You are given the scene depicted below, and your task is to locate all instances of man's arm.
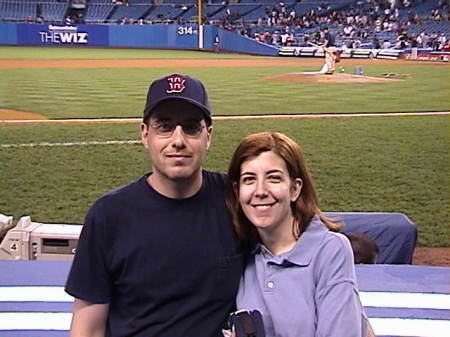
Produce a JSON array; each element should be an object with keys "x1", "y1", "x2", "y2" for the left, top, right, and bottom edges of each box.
[
  {"x1": 69, "y1": 298, "x2": 109, "y2": 337},
  {"x1": 307, "y1": 40, "x2": 331, "y2": 53}
]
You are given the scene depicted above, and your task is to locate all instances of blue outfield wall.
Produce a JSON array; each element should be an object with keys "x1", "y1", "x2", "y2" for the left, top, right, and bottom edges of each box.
[
  {"x1": 214, "y1": 27, "x2": 278, "y2": 56},
  {"x1": 108, "y1": 25, "x2": 198, "y2": 49},
  {"x1": 0, "y1": 23, "x2": 278, "y2": 56},
  {"x1": 0, "y1": 23, "x2": 17, "y2": 45}
]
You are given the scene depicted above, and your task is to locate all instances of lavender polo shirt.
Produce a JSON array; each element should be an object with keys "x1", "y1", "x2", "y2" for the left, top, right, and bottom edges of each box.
[{"x1": 236, "y1": 218, "x2": 368, "y2": 337}]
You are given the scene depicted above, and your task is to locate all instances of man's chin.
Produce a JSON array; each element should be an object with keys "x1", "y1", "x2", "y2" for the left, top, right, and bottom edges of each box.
[{"x1": 167, "y1": 168, "x2": 199, "y2": 182}]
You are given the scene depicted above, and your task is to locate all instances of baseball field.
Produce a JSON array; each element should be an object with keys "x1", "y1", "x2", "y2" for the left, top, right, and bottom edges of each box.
[{"x1": 0, "y1": 46, "x2": 449, "y2": 263}]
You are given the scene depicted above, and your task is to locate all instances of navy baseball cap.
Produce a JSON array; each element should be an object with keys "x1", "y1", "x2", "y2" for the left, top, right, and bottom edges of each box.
[{"x1": 143, "y1": 74, "x2": 212, "y2": 124}]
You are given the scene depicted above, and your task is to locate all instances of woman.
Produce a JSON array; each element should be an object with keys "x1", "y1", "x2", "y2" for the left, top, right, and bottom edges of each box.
[{"x1": 226, "y1": 132, "x2": 374, "y2": 337}]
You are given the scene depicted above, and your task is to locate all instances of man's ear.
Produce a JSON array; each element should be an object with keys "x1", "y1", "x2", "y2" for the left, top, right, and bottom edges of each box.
[
  {"x1": 206, "y1": 126, "x2": 213, "y2": 150},
  {"x1": 140, "y1": 122, "x2": 149, "y2": 149},
  {"x1": 291, "y1": 178, "x2": 303, "y2": 202}
]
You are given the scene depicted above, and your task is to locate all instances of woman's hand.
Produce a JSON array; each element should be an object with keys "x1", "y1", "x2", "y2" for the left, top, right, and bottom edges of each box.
[{"x1": 221, "y1": 328, "x2": 235, "y2": 337}]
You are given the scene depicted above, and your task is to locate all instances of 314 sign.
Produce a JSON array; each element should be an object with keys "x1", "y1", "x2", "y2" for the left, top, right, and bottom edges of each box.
[{"x1": 177, "y1": 26, "x2": 198, "y2": 35}]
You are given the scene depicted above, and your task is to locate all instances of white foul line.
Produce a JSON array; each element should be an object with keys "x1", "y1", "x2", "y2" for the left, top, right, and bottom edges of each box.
[
  {"x1": 1, "y1": 112, "x2": 448, "y2": 148},
  {"x1": 214, "y1": 111, "x2": 450, "y2": 119}
]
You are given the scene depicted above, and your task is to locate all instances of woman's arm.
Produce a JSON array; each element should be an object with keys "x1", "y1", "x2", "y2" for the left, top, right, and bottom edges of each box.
[
  {"x1": 69, "y1": 298, "x2": 109, "y2": 337},
  {"x1": 314, "y1": 234, "x2": 366, "y2": 337}
]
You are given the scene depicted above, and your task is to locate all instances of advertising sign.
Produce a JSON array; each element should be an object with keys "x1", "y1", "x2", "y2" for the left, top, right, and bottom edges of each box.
[{"x1": 17, "y1": 24, "x2": 108, "y2": 46}]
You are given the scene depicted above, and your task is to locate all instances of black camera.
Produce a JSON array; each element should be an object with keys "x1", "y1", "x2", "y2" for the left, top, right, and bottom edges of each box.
[{"x1": 228, "y1": 310, "x2": 266, "y2": 337}]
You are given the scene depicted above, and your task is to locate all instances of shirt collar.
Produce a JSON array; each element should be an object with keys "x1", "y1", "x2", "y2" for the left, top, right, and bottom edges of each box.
[
  {"x1": 285, "y1": 217, "x2": 328, "y2": 266},
  {"x1": 253, "y1": 217, "x2": 329, "y2": 267}
]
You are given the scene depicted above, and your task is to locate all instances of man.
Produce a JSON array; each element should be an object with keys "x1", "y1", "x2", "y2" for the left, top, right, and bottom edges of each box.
[
  {"x1": 65, "y1": 74, "x2": 244, "y2": 337},
  {"x1": 322, "y1": 27, "x2": 340, "y2": 74},
  {"x1": 344, "y1": 232, "x2": 379, "y2": 264},
  {"x1": 322, "y1": 26, "x2": 335, "y2": 49}
]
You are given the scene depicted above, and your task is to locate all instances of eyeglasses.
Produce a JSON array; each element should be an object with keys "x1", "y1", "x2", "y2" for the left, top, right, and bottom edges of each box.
[{"x1": 149, "y1": 120, "x2": 206, "y2": 138}]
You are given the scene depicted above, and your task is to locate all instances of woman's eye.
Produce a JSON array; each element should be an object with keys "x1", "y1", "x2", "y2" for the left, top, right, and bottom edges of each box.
[
  {"x1": 268, "y1": 175, "x2": 282, "y2": 182},
  {"x1": 241, "y1": 176, "x2": 255, "y2": 184}
]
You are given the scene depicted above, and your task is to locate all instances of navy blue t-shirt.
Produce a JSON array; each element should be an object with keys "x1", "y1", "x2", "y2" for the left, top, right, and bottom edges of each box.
[{"x1": 65, "y1": 171, "x2": 244, "y2": 337}]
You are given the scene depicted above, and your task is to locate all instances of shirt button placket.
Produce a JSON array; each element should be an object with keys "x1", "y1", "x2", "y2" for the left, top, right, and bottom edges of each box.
[{"x1": 266, "y1": 262, "x2": 275, "y2": 291}]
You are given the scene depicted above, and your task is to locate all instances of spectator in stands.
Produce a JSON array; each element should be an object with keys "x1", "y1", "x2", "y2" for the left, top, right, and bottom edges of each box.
[
  {"x1": 344, "y1": 232, "x2": 379, "y2": 264},
  {"x1": 396, "y1": 30, "x2": 408, "y2": 49},
  {"x1": 352, "y1": 38, "x2": 362, "y2": 49},
  {"x1": 410, "y1": 35, "x2": 418, "y2": 58},
  {"x1": 420, "y1": 31, "x2": 429, "y2": 48},
  {"x1": 415, "y1": 32, "x2": 423, "y2": 48},
  {"x1": 228, "y1": 0, "x2": 445, "y2": 50},
  {"x1": 438, "y1": 0, "x2": 447, "y2": 8},
  {"x1": 281, "y1": 30, "x2": 289, "y2": 46},
  {"x1": 343, "y1": 25, "x2": 354, "y2": 38},
  {"x1": 65, "y1": 74, "x2": 243, "y2": 337},
  {"x1": 430, "y1": 31, "x2": 439, "y2": 50},
  {"x1": 437, "y1": 33, "x2": 447, "y2": 51},
  {"x1": 372, "y1": 37, "x2": 381, "y2": 49},
  {"x1": 225, "y1": 132, "x2": 375, "y2": 337},
  {"x1": 443, "y1": 41, "x2": 450, "y2": 52}
]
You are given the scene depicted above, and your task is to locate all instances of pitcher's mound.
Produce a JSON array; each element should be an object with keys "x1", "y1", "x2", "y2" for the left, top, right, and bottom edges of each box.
[
  {"x1": 265, "y1": 73, "x2": 403, "y2": 84},
  {"x1": 0, "y1": 109, "x2": 48, "y2": 120}
]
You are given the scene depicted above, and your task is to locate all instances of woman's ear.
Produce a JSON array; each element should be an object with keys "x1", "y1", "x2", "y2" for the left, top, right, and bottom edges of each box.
[
  {"x1": 232, "y1": 181, "x2": 239, "y2": 195},
  {"x1": 291, "y1": 178, "x2": 303, "y2": 202}
]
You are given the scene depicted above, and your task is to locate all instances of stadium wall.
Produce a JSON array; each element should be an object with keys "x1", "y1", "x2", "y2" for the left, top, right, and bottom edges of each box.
[{"x1": 0, "y1": 23, "x2": 278, "y2": 56}]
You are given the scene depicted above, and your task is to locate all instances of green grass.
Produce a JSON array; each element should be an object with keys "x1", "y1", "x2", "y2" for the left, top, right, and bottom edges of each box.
[
  {"x1": 0, "y1": 46, "x2": 264, "y2": 59},
  {"x1": 0, "y1": 47, "x2": 449, "y2": 247},
  {"x1": 1, "y1": 64, "x2": 449, "y2": 118},
  {"x1": 1, "y1": 117, "x2": 448, "y2": 247}
]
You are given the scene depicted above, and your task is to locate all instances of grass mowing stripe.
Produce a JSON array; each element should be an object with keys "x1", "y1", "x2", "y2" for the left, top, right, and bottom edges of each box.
[
  {"x1": 0, "y1": 140, "x2": 141, "y2": 148},
  {"x1": 1, "y1": 65, "x2": 448, "y2": 119},
  {"x1": 0, "y1": 46, "x2": 262, "y2": 60}
]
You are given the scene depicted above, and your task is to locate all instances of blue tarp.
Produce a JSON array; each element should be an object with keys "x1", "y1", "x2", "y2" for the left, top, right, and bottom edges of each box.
[{"x1": 326, "y1": 212, "x2": 417, "y2": 264}]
